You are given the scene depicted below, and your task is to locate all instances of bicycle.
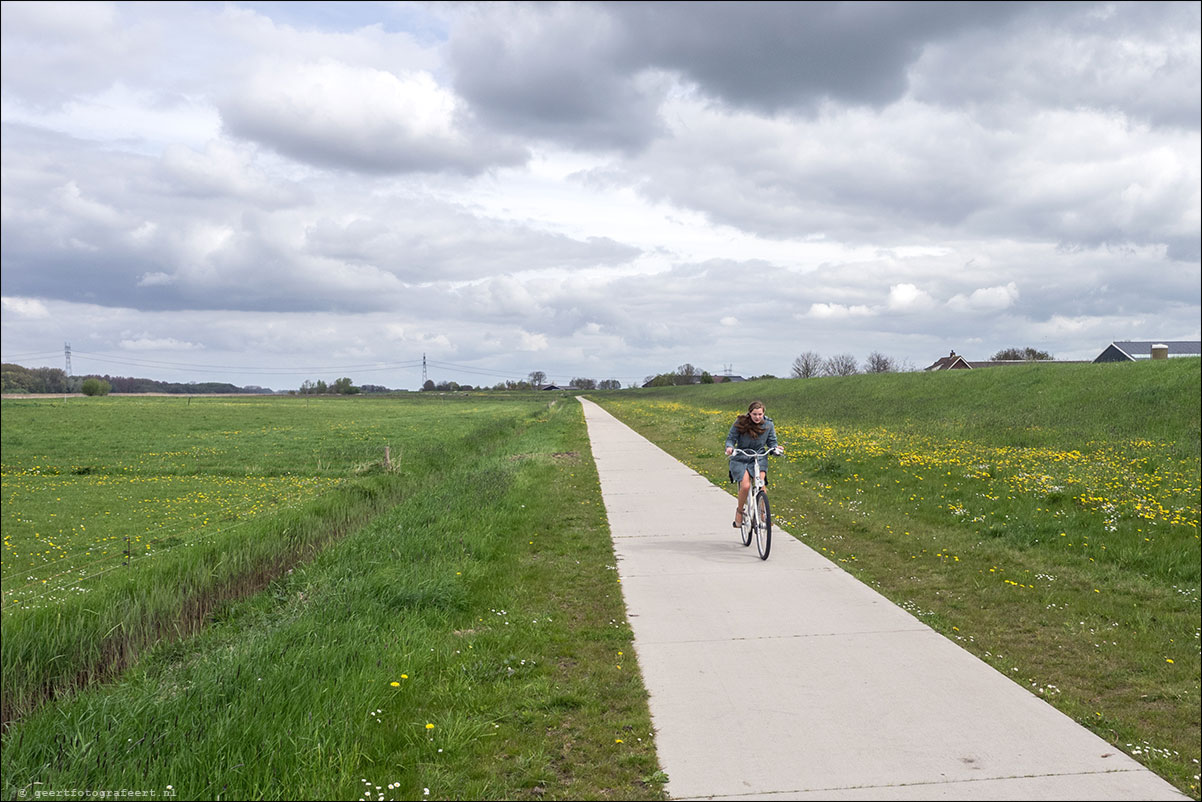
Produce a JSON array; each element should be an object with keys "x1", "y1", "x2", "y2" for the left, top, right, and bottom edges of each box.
[{"x1": 729, "y1": 447, "x2": 780, "y2": 560}]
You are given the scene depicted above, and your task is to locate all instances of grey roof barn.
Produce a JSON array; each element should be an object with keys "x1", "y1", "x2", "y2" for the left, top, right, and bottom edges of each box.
[{"x1": 1094, "y1": 341, "x2": 1202, "y2": 362}]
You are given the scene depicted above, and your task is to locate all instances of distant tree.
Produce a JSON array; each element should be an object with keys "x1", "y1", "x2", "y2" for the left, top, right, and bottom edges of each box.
[
  {"x1": 422, "y1": 379, "x2": 436, "y2": 391},
  {"x1": 791, "y1": 351, "x2": 823, "y2": 378},
  {"x1": 991, "y1": 347, "x2": 1053, "y2": 361},
  {"x1": 863, "y1": 352, "x2": 897, "y2": 373},
  {"x1": 33, "y1": 366, "x2": 72, "y2": 393},
  {"x1": 569, "y1": 377, "x2": 597, "y2": 389},
  {"x1": 700, "y1": 371, "x2": 714, "y2": 384},
  {"x1": 332, "y1": 377, "x2": 358, "y2": 394},
  {"x1": 645, "y1": 373, "x2": 675, "y2": 387},
  {"x1": 675, "y1": 363, "x2": 698, "y2": 385},
  {"x1": 2, "y1": 364, "x2": 74, "y2": 393},
  {"x1": 598, "y1": 379, "x2": 621, "y2": 390},
  {"x1": 1, "y1": 363, "x2": 36, "y2": 393},
  {"x1": 823, "y1": 354, "x2": 859, "y2": 377},
  {"x1": 528, "y1": 370, "x2": 547, "y2": 387},
  {"x1": 80, "y1": 377, "x2": 111, "y2": 396}
]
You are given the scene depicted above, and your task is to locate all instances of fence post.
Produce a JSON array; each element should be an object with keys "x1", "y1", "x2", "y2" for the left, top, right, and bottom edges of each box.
[{"x1": 384, "y1": 446, "x2": 392, "y2": 470}]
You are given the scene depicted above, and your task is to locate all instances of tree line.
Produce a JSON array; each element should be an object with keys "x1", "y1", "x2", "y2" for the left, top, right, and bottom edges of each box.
[
  {"x1": 417, "y1": 372, "x2": 623, "y2": 392},
  {"x1": 789, "y1": 351, "x2": 907, "y2": 378},
  {"x1": 1, "y1": 364, "x2": 265, "y2": 395}
]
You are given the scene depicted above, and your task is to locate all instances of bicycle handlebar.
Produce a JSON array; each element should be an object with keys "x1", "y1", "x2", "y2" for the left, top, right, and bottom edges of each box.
[{"x1": 728, "y1": 447, "x2": 783, "y2": 457}]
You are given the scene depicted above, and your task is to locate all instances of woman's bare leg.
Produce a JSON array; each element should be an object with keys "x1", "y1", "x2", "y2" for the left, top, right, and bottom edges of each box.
[{"x1": 736, "y1": 473, "x2": 751, "y2": 522}]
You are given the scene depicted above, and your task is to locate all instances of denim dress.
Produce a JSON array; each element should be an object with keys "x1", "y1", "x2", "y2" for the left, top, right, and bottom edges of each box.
[{"x1": 725, "y1": 417, "x2": 778, "y2": 484}]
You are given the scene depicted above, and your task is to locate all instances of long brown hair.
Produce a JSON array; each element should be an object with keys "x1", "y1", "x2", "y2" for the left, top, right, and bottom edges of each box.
[{"x1": 734, "y1": 401, "x2": 765, "y2": 438}]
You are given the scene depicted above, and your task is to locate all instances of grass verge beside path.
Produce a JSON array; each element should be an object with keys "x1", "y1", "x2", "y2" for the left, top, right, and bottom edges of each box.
[
  {"x1": 590, "y1": 359, "x2": 1200, "y2": 800},
  {"x1": 2, "y1": 396, "x2": 666, "y2": 800}
]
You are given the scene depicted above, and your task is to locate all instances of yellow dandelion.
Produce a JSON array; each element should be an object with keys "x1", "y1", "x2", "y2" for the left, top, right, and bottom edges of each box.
[
  {"x1": 426, "y1": 723, "x2": 435, "y2": 730},
  {"x1": 390, "y1": 681, "x2": 400, "y2": 687}
]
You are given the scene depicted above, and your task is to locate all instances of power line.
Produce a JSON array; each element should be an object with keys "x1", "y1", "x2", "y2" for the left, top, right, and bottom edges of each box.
[{"x1": 0, "y1": 350, "x2": 64, "y2": 362}]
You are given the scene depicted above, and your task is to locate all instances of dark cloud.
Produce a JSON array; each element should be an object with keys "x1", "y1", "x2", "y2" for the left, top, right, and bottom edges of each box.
[
  {"x1": 447, "y1": 1, "x2": 1036, "y2": 152},
  {"x1": 447, "y1": 2, "x2": 1194, "y2": 159},
  {"x1": 611, "y1": 1, "x2": 1030, "y2": 112},
  {"x1": 447, "y1": 2, "x2": 666, "y2": 152}
]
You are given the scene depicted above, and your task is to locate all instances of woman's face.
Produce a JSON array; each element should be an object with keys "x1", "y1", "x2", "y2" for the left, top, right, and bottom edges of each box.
[{"x1": 750, "y1": 407, "x2": 765, "y2": 423}]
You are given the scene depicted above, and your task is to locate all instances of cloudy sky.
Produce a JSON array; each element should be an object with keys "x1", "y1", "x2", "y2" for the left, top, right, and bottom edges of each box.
[{"x1": 2, "y1": 1, "x2": 1199, "y2": 390}]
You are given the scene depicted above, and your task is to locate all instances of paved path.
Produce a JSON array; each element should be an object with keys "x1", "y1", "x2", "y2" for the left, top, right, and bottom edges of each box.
[{"x1": 579, "y1": 398, "x2": 1187, "y2": 801}]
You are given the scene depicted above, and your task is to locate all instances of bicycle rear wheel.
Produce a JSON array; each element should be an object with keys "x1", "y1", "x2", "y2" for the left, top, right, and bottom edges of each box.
[
  {"x1": 740, "y1": 496, "x2": 753, "y2": 546},
  {"x1": 755, "y1": 490, "x2": 771, "y2": 560}
]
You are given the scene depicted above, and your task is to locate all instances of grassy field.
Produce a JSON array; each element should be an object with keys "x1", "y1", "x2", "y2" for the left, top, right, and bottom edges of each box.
[
  {"x1": 590, "y1": 358, "x2": 1200, "y2": 799},
  {"x1": 1, "y1": 394, "x2": 666, "y2": 800}
]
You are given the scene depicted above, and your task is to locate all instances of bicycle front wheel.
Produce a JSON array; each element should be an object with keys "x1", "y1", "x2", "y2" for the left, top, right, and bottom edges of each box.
[
  {"x1": 755, "y1": 490, "x2": 771, "y2": 560},
  {"x1": 740, "y1": 496, "x2": 753, "y2": 546}
]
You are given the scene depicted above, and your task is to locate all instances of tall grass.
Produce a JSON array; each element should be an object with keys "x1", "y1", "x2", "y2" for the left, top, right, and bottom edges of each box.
[
  {"x1": 2, "y1": 395, "x2": 664, "y2": 799},
  {"x1": 591, "y1": 358, "x2": 1201, "y2": 799},
  {"x1": 1, "y1": 396, "x2": 427, "y2": 724}
]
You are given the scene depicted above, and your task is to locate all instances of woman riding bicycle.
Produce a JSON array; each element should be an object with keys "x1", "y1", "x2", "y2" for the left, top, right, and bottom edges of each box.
[{"x1": 725, "y1": 401, "x2": 784, "y2": 528}]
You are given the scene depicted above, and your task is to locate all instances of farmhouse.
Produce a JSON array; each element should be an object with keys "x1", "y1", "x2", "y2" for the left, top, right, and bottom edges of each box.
[
  {"x1": 1093, "y1": 341, "x2": 1202, "y2": 362},
  {"x1": 922, "y1": 351, "x2": 1055, "y2": 370}
]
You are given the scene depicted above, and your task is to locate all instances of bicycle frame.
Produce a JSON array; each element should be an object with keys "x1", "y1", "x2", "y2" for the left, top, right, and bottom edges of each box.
[{"x1": 730, "y1": 447, "x2": 775, "y2": 559}]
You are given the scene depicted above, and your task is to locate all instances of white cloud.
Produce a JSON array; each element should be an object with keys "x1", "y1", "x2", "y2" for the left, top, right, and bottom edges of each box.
[
  {"x1": 1, "y1": 297, "x2": 50, "y2": 319},
  {"x1": 518, "y1": 330, "x2": 549, "y2": 351},
  {"x1": 220, "y1": 59, "x2": 524, "y2": 173},
  {"x1": 887, "y1": 283, "x2": 936, "y2": 311},
  {"x1": 947, "y1": 282, "x2": 1019, "y2": 312},
  {"x1": 807, "y1": 303, "x2": 875, "y2": 319},
  {"x1": 158, "y1": 141, "x2": 305, "y2": 206}
]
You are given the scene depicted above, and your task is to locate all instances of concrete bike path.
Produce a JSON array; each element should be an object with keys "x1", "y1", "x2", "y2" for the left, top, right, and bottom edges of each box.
[{"x1": 578, "y1": 398, "x2": 1187, "y2": 801}]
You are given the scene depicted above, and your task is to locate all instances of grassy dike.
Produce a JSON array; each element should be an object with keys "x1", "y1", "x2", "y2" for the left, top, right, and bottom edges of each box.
[
  {"x1": 590, "y1": 358, "x2": 1200, "y2": 799},
  {"x1": 1, "y1": 397, "x2": 666, "y2": 800}
]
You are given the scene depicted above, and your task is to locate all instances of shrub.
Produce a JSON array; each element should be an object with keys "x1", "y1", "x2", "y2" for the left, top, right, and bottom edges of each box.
[{"x1": 80, "y1": 378, "x2": 111, "y2": 396}]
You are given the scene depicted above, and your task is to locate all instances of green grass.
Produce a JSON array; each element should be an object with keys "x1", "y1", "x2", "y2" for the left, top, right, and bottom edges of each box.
[
  {"x1": 590, "y1": 358, "x2": 1201, "y2": 799},
  {"x1": 2, "y1": 394, "x2": 665, "y2": 800}
]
